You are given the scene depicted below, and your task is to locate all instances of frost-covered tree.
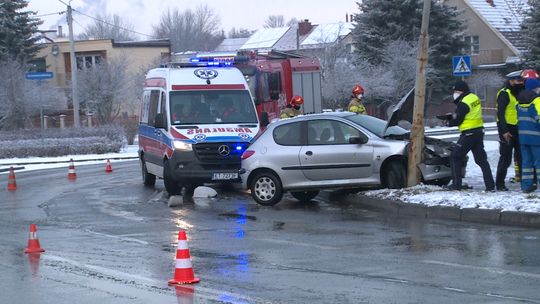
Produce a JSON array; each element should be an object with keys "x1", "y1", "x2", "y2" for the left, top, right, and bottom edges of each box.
[
  {"x1": 522, "y1": 0, "x2": 540, "y2": 69},
  {"x1": 352, "y1": 0, "x2": 466, "y2": 95},
  {"x1": 78, "y1": 14, "x2": 136, "y2": 41},
  {"x1": 153, "y1": 5, "x2": 223, "y2": 52},
  {"x1": 228, "y1": 27, "x2": 254, "y2": 38},
  {"x1": 0, "y1": 0, "x2": 43, "y2": 62},
  {"x1": 0, "y1": 60, "x2": 64, "y2": 130},
  {"x1": 77, "y1": 56, "x2": 132, "y2": 124}
]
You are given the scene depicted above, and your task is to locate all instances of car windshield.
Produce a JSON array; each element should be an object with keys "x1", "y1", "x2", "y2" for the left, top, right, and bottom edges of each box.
[
  {"x1": 170, "y1": 90, "x2": 258, "y2": 125},
  {"x1": 344, "y1": 114, "x2": 408, "y2": 138}
]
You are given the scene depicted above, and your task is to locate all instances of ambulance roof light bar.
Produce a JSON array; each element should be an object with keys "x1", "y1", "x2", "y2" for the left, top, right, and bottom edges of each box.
[{"x1": 166, "y1": 52, "x2": 249, "y2": 68}]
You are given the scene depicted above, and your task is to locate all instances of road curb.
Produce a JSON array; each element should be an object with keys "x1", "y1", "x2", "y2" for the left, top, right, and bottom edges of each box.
[{"x1": 344, "y1": 194, "x2": 540, "y2": 228}]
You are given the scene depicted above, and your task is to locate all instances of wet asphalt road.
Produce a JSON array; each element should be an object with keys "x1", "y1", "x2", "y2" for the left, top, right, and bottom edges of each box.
[{"x1": 1, "y1": 161, "x2": 540, "y2": 304}]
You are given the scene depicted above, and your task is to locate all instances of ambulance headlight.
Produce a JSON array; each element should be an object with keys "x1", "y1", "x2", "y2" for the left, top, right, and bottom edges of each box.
[{"x1": 174, "y1": 141, "x2": 192, "y2": 151}]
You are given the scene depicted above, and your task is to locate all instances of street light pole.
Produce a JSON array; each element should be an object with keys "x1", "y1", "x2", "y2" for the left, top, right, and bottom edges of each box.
[
  {"x1": 67, "y1": 5, "x2": 80, "y2": 127},
  {"x1": 407, "y1": 0, "x2": 431, "y2": 187}
]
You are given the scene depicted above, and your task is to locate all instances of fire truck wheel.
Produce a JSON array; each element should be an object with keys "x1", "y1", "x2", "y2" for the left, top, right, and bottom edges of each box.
[
  {"x1": 163, "y1": 159, "x2": 182, "y2": 195},
  {"x1": 140, "y1": 157, "x2": 156, "y2": 187},
  {"x1": 250, "y1": 171, "x2": 283, "y2": 206}
]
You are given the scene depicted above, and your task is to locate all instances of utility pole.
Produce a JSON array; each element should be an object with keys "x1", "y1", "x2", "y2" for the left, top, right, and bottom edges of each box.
[
  {"x1": 67, "y1": 5, "x2": 80, "y2": 127},
  {"x1": 406, "y1": 0, "x2": 431, "y2": 187}
]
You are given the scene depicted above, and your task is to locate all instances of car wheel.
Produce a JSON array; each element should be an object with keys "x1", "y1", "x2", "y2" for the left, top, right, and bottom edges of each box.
[
  {"x1": 163, "y1": 159, "x2": 182, "y2": 195},
  {"x1": 140, "y1": 157, "x2": 156, "y2": 187},
  {"x1": 250, "y1": 171, "x2": 283, "y2": 206},
  {"x1": 384, "y1": 160, "x2": 406, "y2": 189},
  {"x1": 290, "y1": 190, "x2": 319, "y2": 202}
]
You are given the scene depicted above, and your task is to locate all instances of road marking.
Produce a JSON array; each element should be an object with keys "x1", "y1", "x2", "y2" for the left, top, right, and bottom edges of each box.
[
  {"x1": 257, "y1": 237, "x2": 338, "y2": 250},
  {"x1": 85, "y1": 230, "x2": 150, "y2": 245},
  {"x1": 422, "y1": 259, "x2": 540, "y2": 279}
]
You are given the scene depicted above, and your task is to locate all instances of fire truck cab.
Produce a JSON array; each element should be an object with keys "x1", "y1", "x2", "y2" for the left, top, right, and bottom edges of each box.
[
  {"x1": 138, "y1": 55, "x2": 260, "y2": 195},
  {"x1": 237, "y1": 50, "x2": 323, "y2": 121}
]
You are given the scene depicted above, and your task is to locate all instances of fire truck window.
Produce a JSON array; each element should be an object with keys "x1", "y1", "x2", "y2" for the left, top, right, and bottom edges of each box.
[
  {"x1": 268, "y1": 73, "x2": 281, "y2": 100},
  {"x1": 148, "y1": 90, "x2": 160, "y2": 126},
  {"x1": 261, "y1": 73, "x2": 269, "y2": 101}
]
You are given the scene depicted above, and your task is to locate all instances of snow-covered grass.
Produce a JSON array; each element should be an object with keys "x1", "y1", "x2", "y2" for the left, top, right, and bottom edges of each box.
[{"x1": 364, "y1": 140, "x2": 540, "y2": 213}]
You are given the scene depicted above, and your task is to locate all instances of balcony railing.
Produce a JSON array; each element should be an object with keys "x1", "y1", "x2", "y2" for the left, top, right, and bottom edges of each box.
[{"x1": 471, "y1": 49, "x2": 504, "y2": 66}]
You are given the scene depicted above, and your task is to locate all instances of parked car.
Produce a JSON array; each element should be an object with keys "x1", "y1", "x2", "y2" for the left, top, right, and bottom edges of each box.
[{"x1": 240, "y1": 112, "x2": 464, "y2": 206}]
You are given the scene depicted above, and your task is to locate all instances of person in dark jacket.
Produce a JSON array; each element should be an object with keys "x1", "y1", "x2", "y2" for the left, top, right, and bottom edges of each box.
[
  {"x1": 446, "y1": 80, "x2": 495, "y2": 191},
  {"x1": 495, "y1": 71, "x2": 524, "y2": 190},
  {"x1": 516, "y1": 78, "x2": 540, "y2": 193}
]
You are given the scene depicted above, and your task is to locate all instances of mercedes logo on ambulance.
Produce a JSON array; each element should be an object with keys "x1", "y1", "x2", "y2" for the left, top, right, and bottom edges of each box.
[
  {"x1": 218, "y1": 145, "x2": 230, "y2": 156},
  {"x1": 194, "y1": 69, "x2": 218, "y2": 79}
]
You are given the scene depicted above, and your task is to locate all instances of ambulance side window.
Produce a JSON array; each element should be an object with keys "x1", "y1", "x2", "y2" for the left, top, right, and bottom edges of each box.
[
  {"x1": 159, "y1": 91, "x2": 167, "y2": 127},
  {"x1": 140, "y1": 91, "x2": 151, "y2": 124},
  {"x1": 148, "y1": 90, "x2": 160, "y2": 126}
]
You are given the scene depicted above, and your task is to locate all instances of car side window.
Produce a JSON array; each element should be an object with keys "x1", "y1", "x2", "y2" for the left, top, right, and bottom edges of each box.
[
  {"x1": 308, "y1": 120, "x2": 364, "y2": 145},
  {"x1": 273, "y1": 122, "x2": 303, "y2": 146}
]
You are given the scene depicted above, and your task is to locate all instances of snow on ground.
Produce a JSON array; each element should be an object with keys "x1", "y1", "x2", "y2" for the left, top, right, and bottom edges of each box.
[
  {"x1": 364, "y1": 140, "x2": 540, "y2": 213},
  {"x1": 0, "y1": 145, "x2": 138, "y2": 174}
]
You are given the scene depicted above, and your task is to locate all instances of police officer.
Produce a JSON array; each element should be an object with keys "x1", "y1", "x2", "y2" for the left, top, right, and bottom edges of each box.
[
  {"x1": 517, "y1": 78, "x2": 540, "y2": 193},
  {"x1": 447, "y1": 80, "x2": 495, "y2": 191},
  {"x1": 495, "y1": 71, "x2": 524, "y2": 191},
  {"x1": 280, "y1": 95, "x2": 304, "y2": 119},
  {"x1": 348, "y1": 85, "x2": 367, "y2": 114}
]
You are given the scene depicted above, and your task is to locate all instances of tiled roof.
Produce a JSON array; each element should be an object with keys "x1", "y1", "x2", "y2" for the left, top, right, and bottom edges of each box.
[{"x1": 468, "y1": 0, "x2": 529, "y2": 52}]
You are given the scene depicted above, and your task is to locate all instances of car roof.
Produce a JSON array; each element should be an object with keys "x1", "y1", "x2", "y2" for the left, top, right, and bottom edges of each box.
[{"x1": 271, "y1": 112, "x2": 356, "y2": 127}]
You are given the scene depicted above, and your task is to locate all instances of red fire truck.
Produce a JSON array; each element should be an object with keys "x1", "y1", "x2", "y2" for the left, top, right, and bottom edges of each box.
[{"x1": 182, "y1": 50, "x2": 323, "y2": 122}]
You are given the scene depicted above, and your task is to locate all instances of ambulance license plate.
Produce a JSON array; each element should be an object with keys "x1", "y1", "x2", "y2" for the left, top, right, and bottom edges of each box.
[{"x1": 212, "y1": 173, "x2": 238, "y2": 180}]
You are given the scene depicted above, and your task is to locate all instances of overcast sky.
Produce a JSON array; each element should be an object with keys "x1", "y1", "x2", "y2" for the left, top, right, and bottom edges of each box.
[{"x1": 28, "y1": 0, "x2": 358, "y2": 39}]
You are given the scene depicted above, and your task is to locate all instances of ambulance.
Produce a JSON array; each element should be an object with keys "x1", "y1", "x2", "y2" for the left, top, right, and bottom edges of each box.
[{"x1": 138, "y1": 55, "x2": 261, "y2": 195}]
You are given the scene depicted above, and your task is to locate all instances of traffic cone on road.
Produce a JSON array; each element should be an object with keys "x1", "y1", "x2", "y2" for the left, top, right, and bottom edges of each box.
[
  {"x1": 105, "y1": 159, "x2": 113, "y2": 173},
  {"x1": 67, "y1": 159, "x2": 77, "y2": 180},
  {"x1": 7, "y1": 166, "x2": 17, "y2": 191},
  {"x1": 24, "y1": 223, "x2": 45, "y2": 253},
  {"x1": 168, "y1": 230, "x2": 200, "y2": 285}
]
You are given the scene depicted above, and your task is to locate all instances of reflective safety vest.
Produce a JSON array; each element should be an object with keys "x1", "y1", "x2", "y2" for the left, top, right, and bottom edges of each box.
[
  {"x1": 496, "y1": 88, "x2": 518, "y2": 125},
  {"x1": 517, "y1": 97, "x2": 540, "y2": 146},
  {"x1": 348, "y1": 97, "x2": 366, "y2": 114},
  {"x1": 280, "y1": 107, "x2": 300, "y2": 119},
  {"x1": 459, "y1": 93, "x2": 484, "y2": 132}
]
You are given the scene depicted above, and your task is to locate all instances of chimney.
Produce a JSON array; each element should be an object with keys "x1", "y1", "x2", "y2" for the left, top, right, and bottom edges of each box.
[
  {"x1": 57, "y1": 26, "x2": 63, "y2": 37},
  {"x1": 298, "y1": 19, "x2": 313, "y2": 36}
]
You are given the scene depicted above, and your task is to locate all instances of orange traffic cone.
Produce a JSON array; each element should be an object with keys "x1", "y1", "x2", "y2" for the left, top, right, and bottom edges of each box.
[
  {"x1": 7, "y1": 166, "x2": 17, "y2": 191},
  {"x1": 168, "y1": 231, "x2": 200, "y2": 285},
  {"x1": 67, "y1": 159, "x2": 77, "y2": 180},
  {"x1": 24, "y1": 224, "x2": 45, "y2": 253},
  {"x1": 105, "y1": 159, "x2": 113, "y2": 173}
]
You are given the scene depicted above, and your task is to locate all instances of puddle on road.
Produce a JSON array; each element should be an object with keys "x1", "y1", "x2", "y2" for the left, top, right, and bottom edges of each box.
[{"x1": 218, "y1": 212, "x2": 257, "y2": 221}]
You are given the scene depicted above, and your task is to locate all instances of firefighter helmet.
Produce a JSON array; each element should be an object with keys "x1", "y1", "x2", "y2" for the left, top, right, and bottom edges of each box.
[
  {"x1": 290, "y1": 95, "x2": 304, "y2": 106},
  {"x1": 352, "y1": 85, "x2": 364, "y2": 96},
  {"x1": 521, "y1": 69, "x2": 539, "y2": 79}
]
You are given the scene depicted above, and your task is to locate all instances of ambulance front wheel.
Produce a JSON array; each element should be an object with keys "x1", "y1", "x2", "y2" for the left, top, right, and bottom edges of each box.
[
  {"x1": 163, "y1": 159, "x2": 182, "y2": 195},
  {"x1": 141, "y1": 156, "x2": 156, "y2": 187}
]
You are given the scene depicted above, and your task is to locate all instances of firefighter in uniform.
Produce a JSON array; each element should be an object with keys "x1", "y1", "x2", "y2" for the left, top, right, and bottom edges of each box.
[
  {"x1": 495, "y1": 71, "x2": 524, "y2": 191},
  {"x1": 446, "y1": 80, "x2": 495, "y2": 191},
  {"x1": 280, "y1": 95, "x2": 304, "y2": 119},
  {"x1": 516, "y1": 78, "x2": 540, "y2": 193},
  {"x1": 348, "y1": 85, "x2": 367, "y2": 114}
]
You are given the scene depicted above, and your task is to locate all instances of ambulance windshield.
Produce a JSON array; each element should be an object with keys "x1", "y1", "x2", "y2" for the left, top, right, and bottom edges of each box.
[{"x1": 170, "y1": 90, "x2": 258, "y2": 125}]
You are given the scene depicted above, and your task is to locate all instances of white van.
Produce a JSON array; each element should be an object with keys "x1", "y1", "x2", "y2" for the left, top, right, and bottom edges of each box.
[{"x1": 138, "y1": 57, "x2": 260, "y2": 194}]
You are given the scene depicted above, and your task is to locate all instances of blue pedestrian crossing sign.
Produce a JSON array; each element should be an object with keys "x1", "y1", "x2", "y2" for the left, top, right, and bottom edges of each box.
[{"x1": 453, "y1": 56, "x2": 472, "y2": 76}]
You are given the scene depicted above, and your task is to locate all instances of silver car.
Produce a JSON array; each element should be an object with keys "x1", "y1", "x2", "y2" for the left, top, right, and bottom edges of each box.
[{"x1": 240, "y1": 112, "x2": 462, "y2": 206}]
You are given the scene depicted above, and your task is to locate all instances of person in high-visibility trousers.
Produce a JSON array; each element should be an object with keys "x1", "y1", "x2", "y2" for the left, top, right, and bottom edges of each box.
[
  {"x1": 516, "y1": 78, "x2": 540, "y2": 193},
  {"x1": 280, "y1": 95, "x2": 304, "y2": 119},
  {"x1": 446, "y1": 80, "x2": 495, "y2": 191},
  {"x1": 348, "y1": 85, "x2": 367, "y2": 114}
]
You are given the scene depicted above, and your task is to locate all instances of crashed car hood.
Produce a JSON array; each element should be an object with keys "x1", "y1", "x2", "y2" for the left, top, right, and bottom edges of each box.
[{"x1": 384, "y1": 88, "x2": 415, "y2": 134}]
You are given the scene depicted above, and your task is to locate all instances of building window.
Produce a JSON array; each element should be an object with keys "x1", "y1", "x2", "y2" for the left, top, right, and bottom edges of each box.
[
  {"x1": 28, "y1": 58, "x2": 46, "y2": 72},
  {"x1": 76, "y1": 54, "x2": 103, "y2": 70},
  {"x1": 464, "y1": 36, "x2": 480, "y2": 55}
]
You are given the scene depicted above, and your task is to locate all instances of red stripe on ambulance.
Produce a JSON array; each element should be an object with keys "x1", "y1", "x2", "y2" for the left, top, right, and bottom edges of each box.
[{"x1": 171, "y1": 84, "x2": 245, "y2": 90}]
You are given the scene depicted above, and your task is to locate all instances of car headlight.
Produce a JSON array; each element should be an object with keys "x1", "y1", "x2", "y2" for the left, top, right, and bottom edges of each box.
[{"x1": 173, "y1": 140, "x2": 192, "y2": 151}]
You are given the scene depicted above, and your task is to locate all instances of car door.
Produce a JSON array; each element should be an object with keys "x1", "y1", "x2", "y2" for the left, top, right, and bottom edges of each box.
[
  {"x1": 299, "y1": 119, "x2": 373, "y2": 181},
  {"x1": 142, "y1": 90, "x2": 162, "y2": 166}
]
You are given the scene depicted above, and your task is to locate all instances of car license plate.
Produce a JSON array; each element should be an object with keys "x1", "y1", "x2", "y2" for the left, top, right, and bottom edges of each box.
[{"x1": 212, "y1": 173, "x2": 238, "y2": 180}]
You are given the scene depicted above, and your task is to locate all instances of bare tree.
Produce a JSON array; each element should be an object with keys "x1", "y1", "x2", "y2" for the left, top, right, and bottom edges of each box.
[
  {"x1": 78, "y1": 14, "x2": 137, "y2": 41},
  {"x1": 264, "y1": 15, "x2": 286, "y2": 28},
  {"x1": 469, "y1": 70, "x2": 504, "y2": 98},
  {"x1": 77, "y1": 56, "x2": 132, "y2": 124},
  {"x1": 153, "y1": 5, "x2": 223, "y2": 52},
  {"x1": 228, "y1": 27, "x2": 254, "y2": 38},
  {"x1": 0, "y1": 60, "x2": 64, "y2": 130}
]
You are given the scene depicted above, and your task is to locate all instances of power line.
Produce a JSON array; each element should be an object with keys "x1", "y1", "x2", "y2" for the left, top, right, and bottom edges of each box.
[
  {"x1": 56, "y1": 0, "x2": 69, "y2": 6},
  {"x1": 72, "y1": 17, "x2": 88, "y2": 34},
  {"x1": 72, "y1": 9, "x2": 156, "y2": 39},
  {"x1": 35, "y1": 11, "x2": 66, "y2": 18}
]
